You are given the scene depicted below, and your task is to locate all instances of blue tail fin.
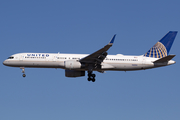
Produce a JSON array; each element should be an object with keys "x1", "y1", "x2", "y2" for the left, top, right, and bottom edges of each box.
[{"x1": 144, "y1": 31, "x2": 177, "y2": 58}]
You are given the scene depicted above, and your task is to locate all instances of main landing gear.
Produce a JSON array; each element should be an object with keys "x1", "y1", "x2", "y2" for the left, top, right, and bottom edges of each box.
[
  {"x1": 87, "y1": 71, "x2": 96, "y2": 82},
  {"x1": 20, "y1": 67, "x2": 26, "y2": 77}
]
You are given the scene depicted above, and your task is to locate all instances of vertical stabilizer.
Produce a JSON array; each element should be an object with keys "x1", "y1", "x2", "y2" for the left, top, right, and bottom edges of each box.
[{"x1": 144, "y1": 31, "x2": 177, "y2": 58}]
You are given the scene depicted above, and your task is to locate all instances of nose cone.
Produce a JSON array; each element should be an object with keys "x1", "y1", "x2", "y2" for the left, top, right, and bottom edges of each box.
[{"x1": 3, "y1": 60, "x2": 8, "y2": 66}]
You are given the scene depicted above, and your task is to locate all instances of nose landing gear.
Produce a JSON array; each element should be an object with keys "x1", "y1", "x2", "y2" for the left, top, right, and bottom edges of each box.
[
  {"x1": 20, "y1": 67, "x2": 26, "y2": 77},
  {"x1": 22, "y1": 73, "x2": 26, "y2": 77}
]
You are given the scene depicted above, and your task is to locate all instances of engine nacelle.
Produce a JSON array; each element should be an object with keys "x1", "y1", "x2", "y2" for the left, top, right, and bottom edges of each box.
[
  {"x1": 65, "y1": 70, "x2": 85, "y2": 77},
  {"x1": 64, "y1": 60, "x2": 81, "y2": 69},
  {"x1": 101, "y1": 63, "x2": 115, "y2": 69}
]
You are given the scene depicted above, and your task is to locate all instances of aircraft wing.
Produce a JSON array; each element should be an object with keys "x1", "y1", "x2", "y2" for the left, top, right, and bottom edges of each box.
[{"x1": 79, "y1": 35, "x2": 116, "y2": 64}]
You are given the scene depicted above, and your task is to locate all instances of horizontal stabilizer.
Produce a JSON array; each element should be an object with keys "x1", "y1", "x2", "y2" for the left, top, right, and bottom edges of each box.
[{"x1": 153, "y1": 55, "x2": 176, "y2": 63}]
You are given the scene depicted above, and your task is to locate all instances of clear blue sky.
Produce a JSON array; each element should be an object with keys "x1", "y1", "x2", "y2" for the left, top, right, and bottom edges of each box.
[{"x1": 0, "y1": 0, "x2": 180, "y2": 120}]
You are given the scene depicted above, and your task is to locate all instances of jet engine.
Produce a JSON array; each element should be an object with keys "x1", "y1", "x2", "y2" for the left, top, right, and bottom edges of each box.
[
  {"x1": 64, "y1": 60, "x2": 81, "y2": 69},
  {"x1": 65, "y1": 70, "x2": 85, "y2": 77}
]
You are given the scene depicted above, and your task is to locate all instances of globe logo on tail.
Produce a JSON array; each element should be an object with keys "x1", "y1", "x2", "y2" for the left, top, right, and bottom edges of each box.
[{"x1": 144, "y1": 42, "x2": 167, "y2": 58}]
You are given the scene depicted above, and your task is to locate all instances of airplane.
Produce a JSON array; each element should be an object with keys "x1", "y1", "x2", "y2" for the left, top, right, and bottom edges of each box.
[{"x1": 3, "y1": 31, "x2": 177, "y2": 82}]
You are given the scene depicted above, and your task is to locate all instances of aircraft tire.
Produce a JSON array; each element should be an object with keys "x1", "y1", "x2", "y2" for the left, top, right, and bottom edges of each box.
[
  {"x1": 22, "y1": 74, "x2": 26, "y2": 77},
  {"x1": 88, "y1": 78, "x2": 91, "y2": 81}
]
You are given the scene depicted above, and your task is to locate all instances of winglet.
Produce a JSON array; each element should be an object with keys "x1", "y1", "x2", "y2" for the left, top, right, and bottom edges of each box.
[{"x1": 108, "y1": 34, "x2": 116, "y2": 45}]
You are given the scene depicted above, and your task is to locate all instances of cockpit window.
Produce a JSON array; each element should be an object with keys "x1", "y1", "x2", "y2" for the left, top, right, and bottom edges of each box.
[{"x1": 8, "y1": 56, "x2": 14, "y2": 59}]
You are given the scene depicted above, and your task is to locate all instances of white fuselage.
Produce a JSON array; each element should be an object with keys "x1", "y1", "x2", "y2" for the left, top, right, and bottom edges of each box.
[{"x1": 3, "y1": 53, "x2": 175, "y2": 71}]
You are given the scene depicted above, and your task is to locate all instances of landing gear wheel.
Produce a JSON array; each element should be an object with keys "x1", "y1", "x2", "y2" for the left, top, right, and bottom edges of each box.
[
  {"x1": 88, "y1": 78, "x2": 91, "y2": 81},
  {"x1": 92, "y1": 78, "x2": 95, "y2": 82},
  {"x1": 20, "y1": 67, "x2": 26, "y2": 78},
  {"x1": 22, "y1": 74, "x2": 26, "y2": 77},
  {"x1": 87, "y1": 72, "x2": 96, "y2": 82}
]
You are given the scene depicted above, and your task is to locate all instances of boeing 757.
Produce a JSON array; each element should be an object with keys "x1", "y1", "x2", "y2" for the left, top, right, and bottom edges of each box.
[{"x1": 3, "y1": 31, "x2": 177, "y2": 82}]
